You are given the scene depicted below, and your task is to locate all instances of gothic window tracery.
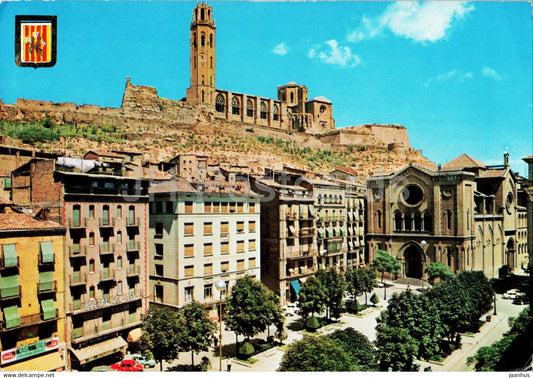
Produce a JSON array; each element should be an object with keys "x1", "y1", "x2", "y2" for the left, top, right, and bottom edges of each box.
[
  {"x1": 273, "y1": 104, "x2": 280, "y2": 121},
  {"x1": 260, "y1": 101, "x2": 268, "y2": 119},
  {"x1": 246, "y1": 99, "x2": 254, "y2": 117},
  {"x1": 232, "y1": 97, "x2": 240, "y2": 115},
  {"x1": 215, "y1": 94, "x2": 225, "y2": 113}
]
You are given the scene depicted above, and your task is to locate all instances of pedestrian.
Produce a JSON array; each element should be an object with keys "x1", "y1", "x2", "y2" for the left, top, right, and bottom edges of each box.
[
  {"x1": 214, "y1": 336, "x2": 218, "y2": 347},
  {"x1": 227, "y1": 357, "x2": 232, "y2": 372}
]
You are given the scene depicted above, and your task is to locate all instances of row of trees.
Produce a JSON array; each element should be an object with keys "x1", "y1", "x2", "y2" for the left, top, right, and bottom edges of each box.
[
  {"x1": 375, "y1": 270, "x2": 494, "y2": 371},
  {"x1": 138, "y1": 275, "x2": 284, "y2": 370},
  {"x1": 279, "y1": 328, "x2": 377, "y2": 371}
]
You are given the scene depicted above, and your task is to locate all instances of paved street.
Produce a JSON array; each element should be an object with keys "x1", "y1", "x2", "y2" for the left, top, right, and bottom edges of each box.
[{"x1": 140, "y1": 281, "x2": 528, "y2": 372}]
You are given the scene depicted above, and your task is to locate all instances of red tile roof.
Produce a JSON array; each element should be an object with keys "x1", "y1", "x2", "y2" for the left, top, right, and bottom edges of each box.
[
  {"x1": 441, "y1": 154, "x2": 486, "y2": 171},
  {"x1": 479, "y1": 168, "x2": 507, "y2": 179},
  {"x1": 0, "y1": 213, "x2": 64, "y2": 232}
]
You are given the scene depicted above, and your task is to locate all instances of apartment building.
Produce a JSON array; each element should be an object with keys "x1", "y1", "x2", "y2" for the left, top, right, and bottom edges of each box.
[
  {"x1": 252, "y1": 170, "x2": 316, "y2": 305},
  {"x1": 302, "y1": 178, "x2": 346, "y2": 271},
  {"x1": 0, "y1": 207, "x2": 67, "y2": 371},
  {"x1": 10, "y1": 158, "x2": 150, "y2": 370},
  {"x1": 148, "y1": 179, "x2": 260, "y2": 310}
]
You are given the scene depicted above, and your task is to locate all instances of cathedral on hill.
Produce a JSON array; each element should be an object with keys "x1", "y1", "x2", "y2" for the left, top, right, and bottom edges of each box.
[{"x1": 185, "y1": 2, "x2": 335, "y2": 134}]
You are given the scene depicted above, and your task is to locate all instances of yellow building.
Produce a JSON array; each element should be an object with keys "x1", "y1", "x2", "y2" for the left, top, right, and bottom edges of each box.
[{"x1": 0, "y1": 208, "x2": 66, "y2": 371}]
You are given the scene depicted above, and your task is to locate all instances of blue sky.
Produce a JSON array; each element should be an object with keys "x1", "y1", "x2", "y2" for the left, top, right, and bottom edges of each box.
[{"x1": 0, "y1": 1, "x2": 531, "y2": 175}]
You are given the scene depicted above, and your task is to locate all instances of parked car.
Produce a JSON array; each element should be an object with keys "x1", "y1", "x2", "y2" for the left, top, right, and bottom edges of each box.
[
  {"x1": 90, "y1": 366, "x2": 110, "y2": 372},
  {"x1": 283, "y1": 303, "x2": 298, "y2": 316},
  {"x1": 131, "y1": 354, "x2": 156, "y2": 368},
  {"x1": 502, "y1": 289, "x2": 521, "y2": 300},
  {"x1": 512, "y1": 292, "x2": 531, "y2": 305},
  {"x1": 110, "y1": 359, "x2": 144, "y2": 372}
]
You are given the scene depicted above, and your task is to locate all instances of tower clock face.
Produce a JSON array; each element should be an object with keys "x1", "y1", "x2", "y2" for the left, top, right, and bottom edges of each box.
[{"x1": 199, "y1": 53, "x2": 207, "y2": 63}]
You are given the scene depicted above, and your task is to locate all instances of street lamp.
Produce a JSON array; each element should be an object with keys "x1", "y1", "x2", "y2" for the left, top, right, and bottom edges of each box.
[
  {"x1": 420, "y1": 240, "x2": 427, "y2": 290},
  {"x1": 215, "y1": 280, "x2": 227, "y2": 372}
]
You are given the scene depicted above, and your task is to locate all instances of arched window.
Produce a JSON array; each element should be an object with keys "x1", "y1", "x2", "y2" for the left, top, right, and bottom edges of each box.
[
  {"x1": 210, "y1": 33, "x2": 213, "y2": 47},
  {"x1": 290, "y1": 92, "x2": 294, "y2": 103},
  {"x1": 201, "y1": 33, "x2": 206, "y2": 47},
  {"x1": 404, "y1": 212, "x2": 412, "y2": 231},
  {"x1": 414, "y1": 212, "x2": 422, "y2": 232},
  {"x1": 273, "y1": 104, "x2": 280, "y2": 121},
  {"x1": 200, "y1": 8, "x2": 205, "y2": 21},
  {"x1": 192, "y1": 33, "x2": 197, "y2": 48},
  {"x1": 376, "y1": 210, "x2": 382, "y2": 229},
  {"x1": 246, "y1": 99, "x2": 254, "y2": 117},
  {"x1": 232, "y1": 97, "x2": 240, "y2": 115},
  {"x1": 193, "y1": 56, "x2": 196, "y2": 69},
  {"x1": 117, "y1": 256, "x2": 123, "y2": 269},
  {"x1": 394, "y1": 211, "x2": 402, "y2": 231},
  {"x1": 210, "y1": 56, "x2": 213, "y2": 69},
  {"x1": 215, "y1": 94, "x2": 225, "y2": 113},
  {"x1": 446, "y1": 210, "x2": 452, "y2": 230},
  {"x1": 424, "y1": 212, "x2": 432, "y2": 233},
  {"x1": 89, "y1": 232, "x2": 95, "y2": 246},
  {"x1": 466, "y1": 209, "x2": 470, "y2": 231},
  {"x1": 260, "y1": 101, "x2": 268, "y2": 119},
  {"x1": 117, "y1": 231, "x2": 122, "y2": 244},
  {"x1": 447, "y1": 248, "x2": 452, "y2": 267}
]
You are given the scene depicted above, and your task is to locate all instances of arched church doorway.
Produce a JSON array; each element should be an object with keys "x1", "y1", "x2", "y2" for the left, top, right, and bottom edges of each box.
[{"x1": 404, "y1": 245, "x2": 423, "y2": 279}]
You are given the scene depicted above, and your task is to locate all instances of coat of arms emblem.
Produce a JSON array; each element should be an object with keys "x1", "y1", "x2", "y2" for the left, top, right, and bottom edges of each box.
[{"x1": 15, "y1": 15, "x2": 57, "y2": 67}]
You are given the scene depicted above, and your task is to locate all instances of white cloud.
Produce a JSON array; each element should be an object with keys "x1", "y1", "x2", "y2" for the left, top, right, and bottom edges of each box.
[
  {"x1": 424, "y1": 69, "x2": 473, "y2": 87},
  {"x1": 272, "y1": 42, "x2": 289, "y2": 56},
  {"x1": 308, "y1": 40, "x2": 361, "y2": 68},
  {"x1": 482, "y1": 66, "x2": 501, "y2": 81},
  {"x1": 348, "y1": 1, "x2": 474, "y2": 44}
]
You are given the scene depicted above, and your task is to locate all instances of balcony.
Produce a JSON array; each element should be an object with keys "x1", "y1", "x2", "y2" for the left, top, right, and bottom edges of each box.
[
  {"x1": 286, "y1": 249, "x2": 316, "y2": 259},
  {"x1": 286, "y1": 266, "x2": 315, "y2": 278},
  {"x1": 100, "y1": 268, "x2": 115, "y2": 282},
  {"x1": 71, "y1": 313, "x2": 144, "y2": 341},
  {"x1": 99, "y1": 243, "x2": 115, "y2": 256},
  {"x1": 127, "y1": 217, "x2": 140, "y2": 227},
  {"x1": 69, "y1": 271, "x2": 87, "y2": 286},
  {"x1": 37, "y1": 280, "x2": 57, "y2": 293},
  {"x1": 1, "y1": 311, "x2": 58, "y2": 331},
  {"x1": 66, "y1": 218, "x2": 87, "y2": 229},
  {"x1": 99, "y1": 218, "x2": 115, "y2": 228},
  {"x1": 126, "y1": 240, "x2": 140, "y2": 252},
  {"x1": 0, "y1": 257, "x2": 19, "y2": 270},
  {"x1": 69, "y1": 244, "x2": 88, "y2": 258},
  {"x1": 0, "y1": 285, "x2": 21, "y2": 300},
  {"x1": 127, "y1": 264, "x2": 141, "y2": 277},
  {"x1": 299, "y1": 227, "x2": 315, "y2": 238}
]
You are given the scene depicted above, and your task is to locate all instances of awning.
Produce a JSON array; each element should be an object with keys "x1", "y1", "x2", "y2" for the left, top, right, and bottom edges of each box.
[
  {"x1": 288, "y1": 225, "x2": 296, "y2": 234},
  {"x1": 2, "y1": 352, "x2": 64, "y2": 371},
  {"x1": 41, "y1": 299, "x2": 56, "y2": 320},
  {"x1": 40, "y1": 242, "x2": 54, "y2": 263},
  {"x1": 70, "y1": 336, "x2": 127, "y2": 365},
  {"x1": 2, "y1": 244, "x2": 17, "y2": 267},
  {"x1": 127, "y1": 328, "x2": 142, "y2": 343},
  {"x1": 39, "y1": 271, "x2": 53, "y2": 291},
  {"x1": 3, "y1": 305, "x2": 20, "y2": 329},
  {"x1": 290, "y1": 280, "x2": 301, "y2": 295},
  {"x1": 1, "y1": 275, "x2": 19, "y2": 298},
  {"x1": 317, "y1": 230, "x2": 324, "y2": 238},
  {"x1": 308, "y1": 205, "x2": 315, "y2": 216}
]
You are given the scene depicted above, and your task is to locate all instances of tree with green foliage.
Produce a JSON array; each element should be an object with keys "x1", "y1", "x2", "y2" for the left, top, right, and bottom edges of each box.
[
  {"x1": 180, "y1": 301, "x2": 216, "y2": 369},
  {"x1": 426, "y1": 276, "x2": 473, "y2": 345},
  {"x1": 378, "y1": 291, "x2": 444, "y2": 361},
  {"x1": 345, "y1": 268, "x2": 364, "y2": 299},
  {"x1": 328, "y1": 328, "x2": 377, "y2": 371},
  {"x1": 138, "y1": 307, "x2": 185, "y2": 371},
  {"x1": 361, "y1": 268, "x2": 377, "y2": 305},
  {"x1": 316, "y1": 268, "x2": 346, "y2": 320},
  {"x1": 370, "y1": 293, "x2": 380, "y2": 306},
  {"x1": 424, "y1": 261, "x2": 452, "y2": 283},
  {"x1": 298, "y1": 276, "x2": 326, "y2": 319},
  {"x1": 455, "y1": 271, "x2": 494, "y2": 327},
  {"x1": 375, "y1": 325, "x2": 419, "y2": 371},
  {"x1": 467, "y1": 307, "x2": 532, "y2": 371},
  {"x1": 224, "y1": 275, "x2": 283, "y2": 343},
  {"x1": 278, "y1": 335, "x2": 356, "y2": 371},
  {"x1": 370, "y1": 250, "x2": 401, "y2": 283}
]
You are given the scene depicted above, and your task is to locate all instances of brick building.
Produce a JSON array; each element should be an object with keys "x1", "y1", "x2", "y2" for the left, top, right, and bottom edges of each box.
[
  {"x1": 0, "y1": 207, "x2": 66, "y2": 371},
  {"x1": 10, "y1": 158, "x2": 150, "y2": 370},
  {"x1": 366, "y1": 154, "x2": 523, "y2": 281}
]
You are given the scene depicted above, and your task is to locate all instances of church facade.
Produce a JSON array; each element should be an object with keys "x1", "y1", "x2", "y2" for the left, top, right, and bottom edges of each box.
[
  {"x1": 366, "y1": 154, "x2": 523, "y2": 280},
  {"x1": 185, "y1": 3, "x2": 335, "y2": 134}
]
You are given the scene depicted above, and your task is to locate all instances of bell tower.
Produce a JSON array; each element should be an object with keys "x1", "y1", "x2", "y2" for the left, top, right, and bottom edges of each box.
[{"x1": 186, "y1": 3, "x2": 216, "y2": 105}]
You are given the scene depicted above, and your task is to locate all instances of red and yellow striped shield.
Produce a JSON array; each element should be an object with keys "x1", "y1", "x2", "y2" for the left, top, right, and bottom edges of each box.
[{"x1": 21, "y1": 22, "x2": 53, "y2": 63}]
